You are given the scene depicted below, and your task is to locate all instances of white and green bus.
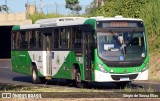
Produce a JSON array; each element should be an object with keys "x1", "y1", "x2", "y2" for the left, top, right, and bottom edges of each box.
[{"x1": 11, "y1": 16, "x2": 149, "y2": 88}]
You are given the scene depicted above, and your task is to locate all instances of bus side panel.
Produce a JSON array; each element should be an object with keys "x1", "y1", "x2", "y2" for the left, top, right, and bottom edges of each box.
[
  {"x1": 70, "y1": 51, "x2": 84, "y2": 80},
  {"x1": 52, "y1": 51, "x2": 84, "y2": 80},
  {"x1": 28, "y1": 51, "x2": 44, "y2": 77},
  {"x1": 51, "y1": 51, "x2": 70, "y2": 79},
  {"x1": 11, "y1": 51, "x2": 31, "y2": 75}
]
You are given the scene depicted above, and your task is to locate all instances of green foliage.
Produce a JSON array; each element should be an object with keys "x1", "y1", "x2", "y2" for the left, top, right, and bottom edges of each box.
[
  {"x1": 0, "y1": 5, "x2": 9, "y2": 13},
  {"x1": 140, "y1": 0, "x2": 160, "y2": 50},
  {"x1": 84, "y1": 0, "x2": 96, "y2": 17},
  {"x1": 94, "y1": 0, "x2": 147, "y2": 18},
  {"x1": 29, "y1": 13, "x2": 63, "y2": 23},
  {"x1": 66, "y1": 0, "x2": 79, "y2": 4},
  {"x1": 85, "y1": 0, "x2": 160, "y2": 50},
  {"x1": 65, "y1": 0, "x2": 82, "y2": 15}
]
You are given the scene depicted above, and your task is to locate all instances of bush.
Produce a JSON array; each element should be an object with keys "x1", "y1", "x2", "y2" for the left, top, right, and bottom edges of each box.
[{"x1": 29, "y1": 13, "x2": 63, "y2": 23}]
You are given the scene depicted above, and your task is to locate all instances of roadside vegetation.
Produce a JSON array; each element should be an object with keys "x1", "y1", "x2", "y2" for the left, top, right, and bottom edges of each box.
[
  {"x1": 0, "y1": 83, "x2": 156, "y2": 93},
  {"x1": 29, "y1": 13, "x2": 63, "y2": 23},
  {"x1": 0, "y1": 83, "x2": 105, "y2": 92},
  {"x1": 124, "y1": 84, "x2": 156, "y2": 92}
]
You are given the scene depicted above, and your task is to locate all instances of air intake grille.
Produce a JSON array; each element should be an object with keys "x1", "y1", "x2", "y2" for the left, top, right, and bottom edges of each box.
[{"x1": 111, "y1": 74, "x2": 138, "y2": 80}]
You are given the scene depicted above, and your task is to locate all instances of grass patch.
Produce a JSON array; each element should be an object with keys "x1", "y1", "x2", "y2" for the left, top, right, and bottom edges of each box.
[
  {"x1": 149, "y1": 49, "x2": 160, "y2": 81},
  {"x1": 0, "y1": 83, "x2": 106, "y2": 92},
  {"x1": 0, "y1": 83, "x2": 28, "y2": 91},
  {"x1": 123, "y1": 85, "x2": 156, "y2": 93}
]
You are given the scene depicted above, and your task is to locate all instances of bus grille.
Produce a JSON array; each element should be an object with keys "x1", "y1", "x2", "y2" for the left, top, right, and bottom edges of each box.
[
  {"x1": 111, "y1": 74, "x2": 138, "y2": 80},
  {"x1": 106, "y1": 61, "x2": 143, "y2": 67}
]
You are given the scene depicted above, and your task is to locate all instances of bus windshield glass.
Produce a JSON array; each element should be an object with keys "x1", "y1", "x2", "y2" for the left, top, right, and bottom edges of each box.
[{"x1": 97, "y1": 31, "x2": 146, "y2": 61}]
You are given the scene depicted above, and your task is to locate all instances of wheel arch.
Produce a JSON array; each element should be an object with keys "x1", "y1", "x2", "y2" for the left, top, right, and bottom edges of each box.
[
  {"x1": 31, "y1": 61, "x2": 44, "y2": 77},
  {"x1": 30, "y1": 62, "x2": 38, "y2": 75},
  {"x1": 72, "y1": 63, "x2": 84, "y2": 80}
]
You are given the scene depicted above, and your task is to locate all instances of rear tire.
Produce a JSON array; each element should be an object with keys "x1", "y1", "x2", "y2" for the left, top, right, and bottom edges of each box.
[
  {"x1": 32, "y1": 65, "x2": 47, "y2": 84},
  {"x1": 75, "y1": 69, "x2": 84, "y2": 88}
]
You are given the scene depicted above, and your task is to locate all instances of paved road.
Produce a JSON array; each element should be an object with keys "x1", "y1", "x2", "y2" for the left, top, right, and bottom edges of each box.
[{"x1": 0, "y1": 59, "x2": 160, "y2": 92}]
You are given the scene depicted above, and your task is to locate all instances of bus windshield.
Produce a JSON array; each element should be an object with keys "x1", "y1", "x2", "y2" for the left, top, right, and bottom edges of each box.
[{"x1": 97, "y1": 31, "x2": 146, "y2": 61}]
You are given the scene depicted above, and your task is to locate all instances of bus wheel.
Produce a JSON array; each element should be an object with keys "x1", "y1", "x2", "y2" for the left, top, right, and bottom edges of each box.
[
  {"x1": 75, "y1": 69, "x2": 84, "y2": 88},
  {"x1": 115, "y1": 81, "x2": 131, "y2": 88},
  {"x1": 32, "y1": 66, "x2": 46, "y2": 84}
]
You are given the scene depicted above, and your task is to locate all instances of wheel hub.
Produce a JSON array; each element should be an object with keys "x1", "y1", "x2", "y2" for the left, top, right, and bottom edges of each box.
[
  {"x1": 76, "y1": 73, "x2": 81, "y2": 82},
  {"x1": 33, "y1": 70, "x2": 36, "y2": 80}
]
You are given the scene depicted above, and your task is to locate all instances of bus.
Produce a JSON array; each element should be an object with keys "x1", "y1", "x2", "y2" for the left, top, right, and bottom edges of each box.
[{"x1": 11, "y1": 16, "x2": 149, "y2": 88}]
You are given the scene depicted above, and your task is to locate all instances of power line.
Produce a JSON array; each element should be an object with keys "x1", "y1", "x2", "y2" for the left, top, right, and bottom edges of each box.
[
  {"x1": 5, "y1": 0, "x2": 7, "y2": 6},
  {"x1": 40, "y1": 0, "x2": 43, "y2": 12}
]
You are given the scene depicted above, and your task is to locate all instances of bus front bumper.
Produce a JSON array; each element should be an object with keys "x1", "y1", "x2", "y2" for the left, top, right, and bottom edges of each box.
[{"x1": 94, "y1": 70, "x2": 148, "y2": 82}]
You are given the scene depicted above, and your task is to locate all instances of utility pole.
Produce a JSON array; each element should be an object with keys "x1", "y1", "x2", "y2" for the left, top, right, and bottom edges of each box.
[
  {"x1": 25, "y1": 0, "x2": 29, "y2": 18},
  {"x1": 5, "y1": 0, "x2": 7, "y2": 6},
  {"x1": 5, "y1": 0, "x2": 8, "y2": 13},
  {"x1": 55, "y1": 2, "x2": 57, "y2": 14},
  {"x1": 95, "y1": 0, "x2": 104, "y2": 7},
  {"x1": 96, "y1": 0, "x2": 98, "y2": 8},
  {"x1": 40, "y1": 0, "x2": 43, "y2": 13}
]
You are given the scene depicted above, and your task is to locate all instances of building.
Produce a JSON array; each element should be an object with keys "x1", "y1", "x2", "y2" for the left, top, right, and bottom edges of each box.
[
  {"x1": 26, "y1": 4, "x2": 37, "y2": 15},
  {"x1": 0, "y1": 12, "x2": 32, "y2": 58}
]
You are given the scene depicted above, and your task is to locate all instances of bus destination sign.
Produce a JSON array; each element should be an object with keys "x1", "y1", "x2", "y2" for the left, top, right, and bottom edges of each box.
[
  {"x1": 111, "y1": 22, "x2": 128, "y2": 27},
  {"x1": 97, "y1": 20, "x2": 144, "y2": 28}
]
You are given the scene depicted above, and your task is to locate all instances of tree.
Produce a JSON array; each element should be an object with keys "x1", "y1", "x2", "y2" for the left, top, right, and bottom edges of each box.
[
  {"x1": 85, "y1": 0, "x2": 104, "y2": 17},
  {"x1": 0, "y1": 5, "x2": 9, "y2": 13},
  {"x1": 65, "y1": 0, "x2": 82, "y2": 15},
  {"x1": 94, "y1": 0, "x2": 147, "y2": 18},
  {"x1": 85, "y1": 0, "x2": 96, "y2": 16},
  {"x1": 140, "y1": 0, "x2": 160, "y2": 49}
]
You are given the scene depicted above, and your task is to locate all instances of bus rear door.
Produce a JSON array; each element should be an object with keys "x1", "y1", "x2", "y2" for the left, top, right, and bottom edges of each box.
[{"x1": 44, "y1": 32, "x2": 52, "y2": 78}]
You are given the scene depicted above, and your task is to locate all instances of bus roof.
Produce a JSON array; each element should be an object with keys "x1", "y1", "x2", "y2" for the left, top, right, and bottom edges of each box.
[
  {"x1": 12, "y1": 16, "x2": 143, "y2": 31},
  {"x1": 18, "y1": 17, "x2": 86, "y2": 30},
  {"x1": 35, "y1": 17, "x2": 86, "y2": 24},
  {"x1": 12, "y1": 25, "x2": 20, "y2": 31}
]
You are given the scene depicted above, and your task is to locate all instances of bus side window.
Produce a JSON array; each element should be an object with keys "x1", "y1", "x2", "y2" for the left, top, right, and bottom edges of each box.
[
  {"x1": 38, "y1": 32, "x2": 43, "y2": 49},
  {"x1": 29, "y1": 31, "x2": 36, "y2": 49},
  {"x1": 53, "y1": 29, "x2": 59, "y2": 49},
  {"x1": 72, "y1": 27, "x2": 82, "y2": 49},
  {"x1": 12, "y1": 32, "x2": 20, "y2": 49},
  {"x1": 12, "y1": 32, "x2": 16, "y2": 49},
  {"x1": 20, "y1": 31, "x2": 29, "y2": 49},
  {"x1": 29, "y1": 31, "x2": 43, "y2": 50},
  {"x1": 59, "y1": 28, "x2": 71, "y2": 49}
]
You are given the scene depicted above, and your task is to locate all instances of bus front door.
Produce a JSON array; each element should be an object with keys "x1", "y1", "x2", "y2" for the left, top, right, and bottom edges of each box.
[
  {"x1": 83, "y1": 33, "x2": 93, "y2": 81},
  {"x1": 44, "y1": 33, "x2": 52, "y2": 78}
]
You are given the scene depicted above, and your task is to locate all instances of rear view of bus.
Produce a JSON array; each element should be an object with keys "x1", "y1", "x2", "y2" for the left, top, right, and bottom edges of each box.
[{"x1": 93, "y1": 16, "x2": 149, "y2": 85}]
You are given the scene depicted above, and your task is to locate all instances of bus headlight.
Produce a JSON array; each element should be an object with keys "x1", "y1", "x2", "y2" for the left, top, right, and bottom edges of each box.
[
  {"x1": 98, "y1": 64, "x2": 107, "y2": 73},
  {"x1": 142, "y1": 63, "x2": 149, "y2": 72}
]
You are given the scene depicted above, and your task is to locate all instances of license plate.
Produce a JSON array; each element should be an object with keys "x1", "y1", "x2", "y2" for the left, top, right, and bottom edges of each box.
[{"x1": 120, "y1": 77, "x2": 129, "y2": 81}]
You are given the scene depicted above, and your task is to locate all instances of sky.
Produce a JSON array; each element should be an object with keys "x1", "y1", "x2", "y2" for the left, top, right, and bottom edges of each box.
[{"x1": 0, "y1": 0, "x2": 93, "y2": 14}]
